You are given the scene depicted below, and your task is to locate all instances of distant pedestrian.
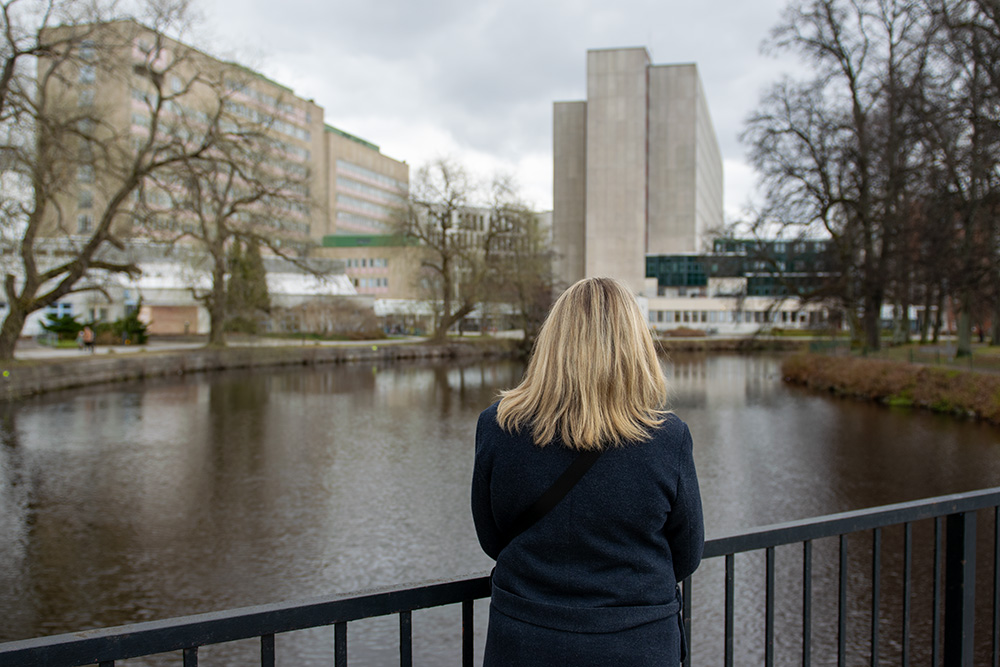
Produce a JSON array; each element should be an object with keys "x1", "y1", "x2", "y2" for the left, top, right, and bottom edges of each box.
[{"x1": 81, "y1": 326, "x2": 95, "y2": 353}]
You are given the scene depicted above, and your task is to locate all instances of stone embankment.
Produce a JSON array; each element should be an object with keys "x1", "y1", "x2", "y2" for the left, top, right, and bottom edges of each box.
[
  {"x1": 782, "y1": 353, "x2": 1000, "y2": 425},
  {"x1": 1, "y1": 340, "x2": 515, "y2": 402}
]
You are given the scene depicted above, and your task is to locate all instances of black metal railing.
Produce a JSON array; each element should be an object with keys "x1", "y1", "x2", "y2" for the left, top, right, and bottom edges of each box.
[
  {"x1": 691, "y1": 486, "x2": 1000, "y2": 667},
  {"x1": 1, "y1": 487, "x2": 998, "y2": 667}
]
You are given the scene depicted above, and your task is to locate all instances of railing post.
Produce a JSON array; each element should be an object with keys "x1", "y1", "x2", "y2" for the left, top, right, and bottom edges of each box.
[{"x1": 944, "y1": 511, "x2": 977, "y2": 666}]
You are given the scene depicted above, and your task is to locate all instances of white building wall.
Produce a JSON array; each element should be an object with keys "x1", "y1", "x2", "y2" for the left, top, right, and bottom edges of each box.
[
  {"x1": 552, "y1": 49, "x2": 724, "y2": 297},
  {"x1": 584, "y1": 48, "x2": 650, "y2": 294},
  {"x1": 646, "y1": 295, "x2": 830, "y2": 336},
  {"x1": 552, "y1": 101, "x2": 587, "y2": 289},
  {"x1": 647, "y1": 64, "x2": 723, "y2": 255},
  {"x1": 693, "y1": 72, "x2": 724, "y2": 252}
]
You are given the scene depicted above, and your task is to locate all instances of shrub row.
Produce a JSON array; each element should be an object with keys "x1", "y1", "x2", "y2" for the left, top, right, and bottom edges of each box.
[{"x1": 781, "y1": 353, "x2": 1000, "y2": 424}]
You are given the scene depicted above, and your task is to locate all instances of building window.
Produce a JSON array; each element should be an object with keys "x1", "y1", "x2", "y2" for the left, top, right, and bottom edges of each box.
[
  {"x1": 79, "y1": 190, "x2": 93, "y2": 209},
  {"x1": 79, "y1": 40, "x2": 96, "y2": 62},
  {"x1": 78, "y1": 88, "x2": 95, "y2": 106},
  {"x1": 79, "y1": 64, "x2": 96, "y2": 84},
  {"x1": 46, "y1": 302, "x2": 73, "y2": 317},
  {"x1": 77, "y1": 214, "x2": 92, "y2": 233},
  {"x1": 77, "y1": 166, "x2": 94, "y2": 183}
]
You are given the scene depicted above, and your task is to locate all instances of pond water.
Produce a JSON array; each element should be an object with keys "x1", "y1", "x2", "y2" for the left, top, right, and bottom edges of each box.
[{"x1": 0, "y1": 353, "x2": 997, "y2": 665}]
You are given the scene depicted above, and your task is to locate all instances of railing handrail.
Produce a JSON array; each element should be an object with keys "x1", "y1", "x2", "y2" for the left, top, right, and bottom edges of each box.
[
  {"x1": 0, "y1": 576, "x2": 493, "y2": 665},
  {"x1": 705, "y1": 486, "x2": 1000, "y2": 558},
  {"x1": 1, "y1": 486, "x2": 998, "y2": 667}
]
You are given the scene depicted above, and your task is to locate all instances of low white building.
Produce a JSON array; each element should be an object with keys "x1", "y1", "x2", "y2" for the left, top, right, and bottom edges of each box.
[
  {"x1": 641, "y1": 277, "x2": 833, "y2": 336},
  {"x1": 7, "y1": 240, "x2": 360, "y2": 337}
]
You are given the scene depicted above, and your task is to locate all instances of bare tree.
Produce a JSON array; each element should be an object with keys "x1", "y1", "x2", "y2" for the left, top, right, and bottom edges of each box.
[
  {"x1": 0, "y1": 1, "x2": 286, "y2": 359},
  {"x1": 483, "y1": 175, "x2": 554, "y2": 353},
  {"x1": 132, "y1": 68, "x2": 317, "y2": 346},
  {"x1": 923, "y1": 0, "x2": 1000, "y2": 353},
  {"x1": 743, "y1": 0, "x2": 934, "y2": 350},
  {"x1": 398, "y1": 157, "x2": 500, "y2": 343}
]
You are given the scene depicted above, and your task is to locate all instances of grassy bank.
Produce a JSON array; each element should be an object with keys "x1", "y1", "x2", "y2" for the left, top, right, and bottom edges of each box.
[
  {"x1": 782, "y1": 353, "x2": 1000, "y2": 424},
  {"x1": 655, "y1": 337, "x2": 809, "y2": 353}
]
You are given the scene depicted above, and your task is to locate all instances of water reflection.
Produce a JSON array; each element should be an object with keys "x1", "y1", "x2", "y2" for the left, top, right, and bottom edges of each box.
[{"x1": 0, "y1": 355, "x2": 996, "y2": 665}]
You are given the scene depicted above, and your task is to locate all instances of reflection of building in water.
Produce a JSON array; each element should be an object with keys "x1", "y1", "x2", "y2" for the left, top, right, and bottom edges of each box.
[{"x1": 666, "y1": 356, "x2": 784, "y2": 408}]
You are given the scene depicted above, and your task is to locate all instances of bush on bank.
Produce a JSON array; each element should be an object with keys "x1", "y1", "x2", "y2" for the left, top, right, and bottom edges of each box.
[{"x1": 781, "y1": 353, "x2": 1000, "y2": 424}]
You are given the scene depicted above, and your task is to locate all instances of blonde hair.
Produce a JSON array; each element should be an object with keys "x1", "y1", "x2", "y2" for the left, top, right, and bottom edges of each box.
[{"x1": 497, "y1": 277, "x2": 668, "y2": 450}]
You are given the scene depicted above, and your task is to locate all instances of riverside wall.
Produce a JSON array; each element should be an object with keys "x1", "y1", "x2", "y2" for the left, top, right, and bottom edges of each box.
[
  {"x1": 0, "y1": 336, "x2": 810, "y2": 402},
  {"x1": 0, "y1": 341, "x2": 515, "y2": 402}
]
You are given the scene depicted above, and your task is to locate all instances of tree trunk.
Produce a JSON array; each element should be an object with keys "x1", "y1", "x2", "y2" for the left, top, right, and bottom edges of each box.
[
  {"x1": 920, "y1": 283, "x2": 934, "y2": 344},
  {"x1": 897, "y1": 300, "x2": 911, "y2": 345},
  {"x1": 433, "y1": 303, "x2": 474, "y2": 344},
  {"x1": 207, "y1": 252, "x2": 228, "y2": 348},
  {"x1": 0, "y1": 307, "x2": 28, "y2": 361},
  {"x1": 992, "y1": 297, "x2": 1000, "y2": 346},
  {"x1": 932, "y1": 290, "x2": 944, "y2": 343},
  {"x1": 863, "y1": 292, "x2": 882, "y2": 352},
  {"x1": 956, "y1": 290, "x2": 973, "y2": 357},
  {"x1": 992, "y1": 264, "x2": 1000, "y2": 346}
]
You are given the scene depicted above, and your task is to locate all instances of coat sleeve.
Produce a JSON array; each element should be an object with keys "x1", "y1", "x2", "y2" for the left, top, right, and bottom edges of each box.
[
  {"x1": 664, "y1": 422, "x2": 705, "y2": 582},
  {"x1": 471, "y1": 409, "x2": 504, "y2": 560}
]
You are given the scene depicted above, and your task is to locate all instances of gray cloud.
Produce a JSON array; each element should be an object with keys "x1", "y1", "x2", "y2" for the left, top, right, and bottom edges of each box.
[{"x1": 201, "y1": 0, "x2": 796, "y2": 213}]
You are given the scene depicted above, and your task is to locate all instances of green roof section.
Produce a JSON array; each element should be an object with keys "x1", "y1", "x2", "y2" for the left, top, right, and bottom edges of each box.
[
  {"x1": 325, "y1": 124, "x2": 380, "y2": 152},
  {"x1": 227, "y1": 62, "x2": 294, "y2": 94},
  {"x1": 322, "y1": 234, "x2": 413, "y2": 248}
]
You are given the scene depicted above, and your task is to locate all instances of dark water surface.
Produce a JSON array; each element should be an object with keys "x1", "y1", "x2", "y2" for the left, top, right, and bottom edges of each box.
[{"x1": 0, "y1": 354, "x2": 997, "y2": 665}]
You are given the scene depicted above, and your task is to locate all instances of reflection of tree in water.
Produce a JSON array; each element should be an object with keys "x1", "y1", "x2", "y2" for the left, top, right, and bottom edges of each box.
[
  {"x1": 265, "y1": 364, "x2": 376, "y2": 396},
  {"x1": 0, "y1": 403, "x2": 19, "y2": 448},
  {"x1": 0, "y1": 403, "x2": 31, "y2": 639},
  {"x1": 431, "y1": 361, "x2": 525, "y2": 418},
  {"x1": 207, "y1": 374, "x2": 271, "y2": 474}
]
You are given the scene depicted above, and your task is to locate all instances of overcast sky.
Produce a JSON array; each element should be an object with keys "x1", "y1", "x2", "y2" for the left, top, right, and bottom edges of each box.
[{"x1": 194, "y1": 0, "x2": 796, "y2": 220}]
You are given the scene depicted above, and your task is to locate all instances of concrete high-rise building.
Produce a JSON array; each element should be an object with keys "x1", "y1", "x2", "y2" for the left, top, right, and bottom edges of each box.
[{"x1": 553, "y1": 48, "x2": 723, "y2": 294}]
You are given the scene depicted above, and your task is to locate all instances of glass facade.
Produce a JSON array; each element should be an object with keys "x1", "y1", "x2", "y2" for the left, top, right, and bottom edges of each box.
[{"x1": 647, "y1": 239, "x2": 837, "y2": 296}]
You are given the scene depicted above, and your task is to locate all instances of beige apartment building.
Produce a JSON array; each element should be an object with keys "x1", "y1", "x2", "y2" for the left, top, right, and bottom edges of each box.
[
  {"x1": 29, "y1": 19, "x2": 412, "y2": 336},
  {"x1": 316, "y1": 127, "x2": 412, "y2": 300},
  {"x1": 42, "y1": 20, "x2": 326, "y2": 246},
  {"x1": 323, "y1": 127, "x2": 409, "y2": 238}
]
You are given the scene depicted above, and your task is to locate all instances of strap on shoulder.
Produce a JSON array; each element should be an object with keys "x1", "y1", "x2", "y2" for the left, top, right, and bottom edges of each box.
[{"x1": 503, "y1": 448, "x2": 603, "y2": 547}]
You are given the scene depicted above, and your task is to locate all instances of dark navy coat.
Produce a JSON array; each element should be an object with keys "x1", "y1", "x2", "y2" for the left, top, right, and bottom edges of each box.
[{"x1": 472, "y1": 403, "x2": 704, "y2": 666}]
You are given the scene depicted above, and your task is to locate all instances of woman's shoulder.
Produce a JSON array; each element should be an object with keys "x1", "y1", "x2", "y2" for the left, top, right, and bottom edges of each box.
[
  {"x1": 647, "y1": 413, "x2": 693, "y2": 450},
  {"x1": 478, "y1": 401, "x2": 501, "y2": 428},
  {"x1": 476, "y1": 401, "x2": 506, "y2": 441}
]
